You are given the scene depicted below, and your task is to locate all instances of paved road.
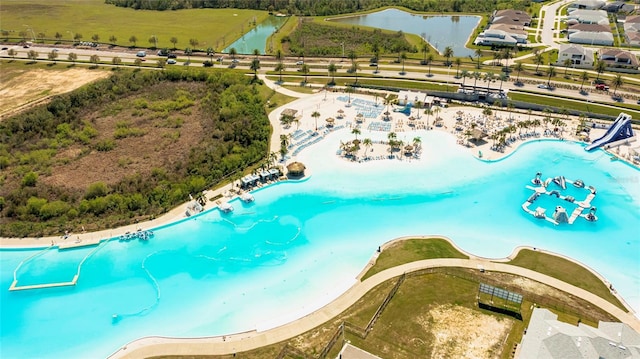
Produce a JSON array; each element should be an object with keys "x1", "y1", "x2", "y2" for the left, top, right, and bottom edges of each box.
[{"x1": 110, "y1": 257, "x2": 640, "y2": 359}]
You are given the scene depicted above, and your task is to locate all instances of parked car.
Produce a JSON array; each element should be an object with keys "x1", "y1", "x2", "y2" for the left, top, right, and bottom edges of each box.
[{"x1": 595, "y1": 84, "x2": 609, "y2": 91}]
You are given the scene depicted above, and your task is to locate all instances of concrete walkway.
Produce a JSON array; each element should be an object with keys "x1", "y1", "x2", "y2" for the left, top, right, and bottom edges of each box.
[{"x1": 110, "y1": 256, "x2": 640, "y2": 358}]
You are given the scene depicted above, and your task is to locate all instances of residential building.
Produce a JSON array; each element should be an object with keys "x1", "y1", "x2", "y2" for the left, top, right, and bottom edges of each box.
[
  {"x1": 568, "y1": 31, "x2": 614, "y2": 46},
  {"x1": 567, "y1": 0, "x2": 605, "y2": 10},
  {"x1": 556, "y1": 43, "x2": 594, "y2": 68},
  {"x1": 491, "y1": 9, "x2": 532, "y2": 27},
  {"x1": 567, "y1": 23, "x2": 610, "y2": 36},
  {"x1": 566, "y1": 9, "x2": 609, "y2": 25},
  {"x1": 624, "y1": 15, "x2": 640, "y2": 46},
  {"x1": 474, "y1": 29, "x2": 518, "y2": 46},
  {"x1": 517, "y1": 308, "x2": 640, "y2": 359},
  {"x1": 488, "y1": 24, "x2": 528, "y2": 43},
  {"x1": 599, "y1": 48, "x2": 639, "y2": 69}
]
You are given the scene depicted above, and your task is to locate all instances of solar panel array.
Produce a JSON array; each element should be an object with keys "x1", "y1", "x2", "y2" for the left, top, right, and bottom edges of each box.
[{"x1": 479, "y1": 283, "x2": 523, "y2": 304}]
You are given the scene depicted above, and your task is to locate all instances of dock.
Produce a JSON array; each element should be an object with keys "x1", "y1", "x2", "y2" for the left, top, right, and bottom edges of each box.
[
  {"x1": 9, "y1": 275, "x2": 78, "y2": 291},
  {"x1": 57, "y1": 238, "x2": 102, "y2": 250}
]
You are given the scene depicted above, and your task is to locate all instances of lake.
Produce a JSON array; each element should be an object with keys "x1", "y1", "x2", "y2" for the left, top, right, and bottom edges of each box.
[
  {"x1": 224, "y1": 15, "x2": 287, "y2": 54},
  {"x1": 329, "y1": 8, "x2": 480, "y2": 58}
]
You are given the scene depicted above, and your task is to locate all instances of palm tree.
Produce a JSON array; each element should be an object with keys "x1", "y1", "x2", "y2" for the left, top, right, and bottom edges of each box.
[
  {"x1": 514, "y1": 62, "x2": 524, "y2": 84},
  {"x1": 275, "y1": 62, "x2": 285, "y2": 83},
  {"x1": 421, "y1": 42, "x2": 429, "y2": 65},
  {"x1": 328, "y1": 62, "x2": 337, "y2": 85},
  {"x1": 112, "y1": 56, "x2": 122, "y2": 66},
  {"x1": 109, "y1": 35, "x2": 117, "y2": 44},
  {"x1": 579, "y1": 71, "x2": 589, "y2": 91},
  {"x1": 189, "y1": 38, "x2": 199, "y2": 49},
  {"x1": 185, "y1": 47, "x2": 192, "y2": 62},
  {"x1": 412, "y1": 136, "x2": 422, "y2": 151},
  {"x1": 474, "y1": 48, "x2": 482, "y2": 69},
  {"x1": 250, "y1": 58, "x2": 260, "y2": 80},
  {"x1": 156, "y1": 58, "x2": 166, "y2": 69},
  {"x1": 533, "y1": 51, "x2": 544, "y2": 74},
  {"x1": 68, "y1": 52, "x2": 77, "y2": 63},
  {"x1": 55, "y1": 32, "x2": 63, "y2": 42},
  {"x1": 454, "y1": 57, "x2": 462, "y2": 78},
  {"x1": 612, "y1": 74, "x2": 623, "y2": 96},
  {"x1": 206, "y1": 47, "x2": 215, "y2": 62},
  {"x1": 484, "y1": 72, "x2": 495, "y2": 93},
  {"x1": 443, "y1": 46, "x2": 454, "y2": 66},
  {"x1": 425, "y1": 53, "x2": 434, "y2": 77},
  {"x1": 312, "y1": 111, "x2": 321, "y2": 131},
  {"x1": 400, "y1": 51, "x2": 407, "y2": 75},
  {"x1": 134, "y1": 58, "x2": 142, "y2": 68},
  {"x1": 301, "y1": 64, "x2": 310, "y2": 84},
  {"x1": 253, "y1": 48, "x2": 260, "y2": 58},
  {"x1": 129, "y1": 35, "x2": 137, "y2": 47},
  {"x1": 362, "y1": 138, "x2": 372, "y2": 156},
  {"x1": 371, "y1": 43, "x2": 380, "y2": 63},
  {"x1": 352, "y1": 128, "x2": 361, "y2": 140},
  {"x1": 348, "y1": 49, "x2": 357, "y2": 68},
  {"x1": 498, "y1": 73, "x2": 508, "y2": 92},
  {"x1": 351, "y1": 62, "x2": 361, "y2": 84},
  {"x1": 501, "y1": 47, "x2": 513, "y2": 71},
  {"x1": 546, "y1": 65, "x2": 556, "y2": 87},
  {"x1": 493, "y1": 51, "x2": 502, "y2": 67},
  {"x1": 170, "y1": 37, "x2": 178, "y2": 50},
  {"x1": 7, "y1": 48, "x2": 16, "y2": 59},
  {"x1": 472, "y1": 71, "x2": 481, "y2": 92},
  {"x1": 279, "y1": 134, "x2": 289, "y2": 160},
  {"x1": 229, "y1": 47, "x2": 237, "y2": 62},
  {"x1": 595, "y1": 60, "x2": 606, "y2": 82},
  {"x1": 461, "y1": 69, "x2": 469, "y2": 88},
  {"x1": 563, "y1": 58, "x2": 572, "y2": 77}
]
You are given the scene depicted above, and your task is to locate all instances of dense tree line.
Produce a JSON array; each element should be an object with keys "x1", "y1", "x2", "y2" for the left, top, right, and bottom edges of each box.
[
  {"x1": 287, "y1": 21, "x2": 415, "y2": 57},
  {"x1": 104, "y1": 0, "x2": 534, "y2": 15},
  {"x1": 0, "y1": 69, "x2": 271, "y2": 237}
]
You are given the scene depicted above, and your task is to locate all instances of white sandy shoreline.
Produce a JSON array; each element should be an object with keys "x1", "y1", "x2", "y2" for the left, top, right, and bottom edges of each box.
[{"x1": 1, "y1": 92, "x2": 637, "y2": 248}]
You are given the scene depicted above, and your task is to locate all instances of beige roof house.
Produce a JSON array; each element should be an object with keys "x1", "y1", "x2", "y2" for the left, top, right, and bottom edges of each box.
[{"x1": 491, "y1": 9, "x2": 532, "y2": 27}]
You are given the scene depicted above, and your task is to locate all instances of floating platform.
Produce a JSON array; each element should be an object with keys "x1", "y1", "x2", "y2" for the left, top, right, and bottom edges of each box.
[{"x1": 523, "y1": 173, "x2": 598, "y2": 225}]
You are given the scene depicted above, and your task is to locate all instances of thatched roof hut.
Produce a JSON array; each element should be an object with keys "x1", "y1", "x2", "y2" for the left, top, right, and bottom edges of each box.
[{"x1": 286, "y1": 162, "x2": 306, "y2": 178}]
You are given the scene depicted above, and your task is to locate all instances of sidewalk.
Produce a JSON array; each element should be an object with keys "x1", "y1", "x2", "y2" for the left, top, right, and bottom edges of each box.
[{"x1": 111, "y1": 255, "x2": 640, "y2": 358}]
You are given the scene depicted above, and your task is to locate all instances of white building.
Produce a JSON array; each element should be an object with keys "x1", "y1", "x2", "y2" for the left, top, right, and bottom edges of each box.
[
  {"x1": 556, "y1": 44, "x2": 594, "y2": 68},
  {"x1": 518, "y1": 308, "x2": 640, "y2": 359},
  {"x1": 567, "y1": 0, "x2": 605, "y2": 10},
  {"x1": 566, "y1": 9, "x2": 609, "y2": 25},
  {"x1": 474, "y1": 29, "x2": 518, "y2": 46},
  {"x1": 568, "y1": 31, "x2": 614, "y2": 46}
]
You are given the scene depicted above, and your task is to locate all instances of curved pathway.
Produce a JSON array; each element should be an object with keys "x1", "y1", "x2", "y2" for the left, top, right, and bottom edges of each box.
[{"x1": 110, "y1": 253, "x2": 640, "y2": 359}]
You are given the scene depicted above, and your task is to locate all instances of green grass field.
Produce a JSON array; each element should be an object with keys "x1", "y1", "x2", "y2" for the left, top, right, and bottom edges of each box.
[
  {"x1": 0, "y1": 0, "x2": 268, "y2": 52},
  {"x1": 362, "y1": 238, "x2": 469, "y2": 280},
  {"x1": 505, "y1": 249, "x2": 627, "y2": 311}
]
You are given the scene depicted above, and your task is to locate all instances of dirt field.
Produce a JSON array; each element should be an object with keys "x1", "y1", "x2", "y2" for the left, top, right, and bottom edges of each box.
[{"x1": 0, "y1": 67, "x2": 110, "y2": 119}]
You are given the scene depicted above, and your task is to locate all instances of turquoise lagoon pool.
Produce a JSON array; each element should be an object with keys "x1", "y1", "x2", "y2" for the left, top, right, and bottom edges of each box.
[{"x1": 1, "y1": 130, "x2": 639, "y2": 358}]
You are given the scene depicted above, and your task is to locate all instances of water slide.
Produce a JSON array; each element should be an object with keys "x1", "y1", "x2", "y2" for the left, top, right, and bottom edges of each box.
[{"x1": 585, "y1": 113, "x2": 634, "y2": 151}]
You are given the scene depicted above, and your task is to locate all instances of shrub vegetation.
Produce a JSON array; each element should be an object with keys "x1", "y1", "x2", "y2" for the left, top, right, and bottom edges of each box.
[{"x1": 0, "y1": 69, "x2": 271, "y2": 237}]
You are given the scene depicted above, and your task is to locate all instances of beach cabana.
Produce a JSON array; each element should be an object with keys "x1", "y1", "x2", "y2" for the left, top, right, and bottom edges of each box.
[
  {"x1": 336, "y1": 109, "x2": 345, "y2": 119},
  {"x1": 325, "y1": 117, "x2": 335, "y2": 127},
  {"x1": 404, "y1": 144, "x2": 414, "y2": 154},
  {"x1": 286, "y1": 162, "x2": 306, "y2": 178},
  {"x1": 470, "y1": 128, "x2": 488, "y2": 142}
]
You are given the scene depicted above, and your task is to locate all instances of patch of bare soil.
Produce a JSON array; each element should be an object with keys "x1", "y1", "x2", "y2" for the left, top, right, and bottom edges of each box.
[
  {"x1": 0, "y1": 68, "x2": 110, "y2": 119},
  {"x1": 428, "y1": 304, "x2": 512, "y2": 359},
  {"x1": 44, "y1": 82, "x2": 207, "y2": 190}
]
